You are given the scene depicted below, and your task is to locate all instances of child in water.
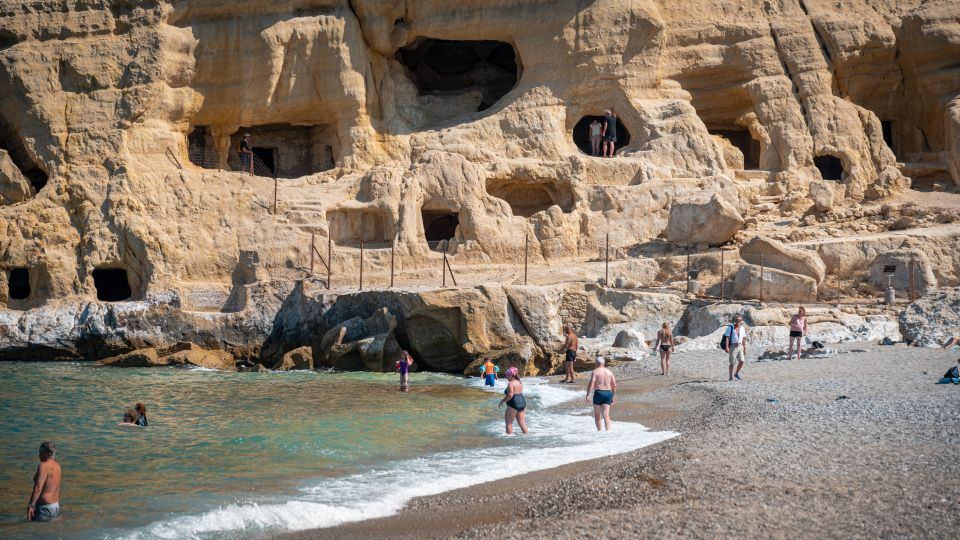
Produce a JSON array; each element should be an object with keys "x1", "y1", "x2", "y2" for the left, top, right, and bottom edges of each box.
[
  {"x1": 480, "y1": 358, "x2": 499, "y2": 386},
  {"x1": 396, "y1": 351, "x2": 414, "y2": 392}
]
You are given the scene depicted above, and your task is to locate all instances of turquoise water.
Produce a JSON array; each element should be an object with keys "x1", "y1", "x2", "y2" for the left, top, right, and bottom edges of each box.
[{"x1": 0, "y1": 363, "x2": 675, "y2": 539}]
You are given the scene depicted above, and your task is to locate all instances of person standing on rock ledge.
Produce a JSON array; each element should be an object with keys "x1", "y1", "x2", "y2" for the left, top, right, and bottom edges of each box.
[
  {"x1": 724, "y1": 316, "x2": 748, "y2": 381},
  {"x1": 589, "y1": 118, "x2": 603, "y2": 156},
  {"x1": 562, "y1": 324, "x2": 579, "y2": 383},
  {"x1": 601, "y1": 109, "x2": 617, "y2": 157},
  {"x1": 585, "y1": 357, "x2": 617, "y2": 431},
  {"x1": 238, "y1": 133, "x2": 253, "y2": 174}
]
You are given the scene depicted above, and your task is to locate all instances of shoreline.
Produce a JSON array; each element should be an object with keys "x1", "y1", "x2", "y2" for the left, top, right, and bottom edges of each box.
[{"x1": 282, "y1": 342, "x2": 960, "y2": 539}]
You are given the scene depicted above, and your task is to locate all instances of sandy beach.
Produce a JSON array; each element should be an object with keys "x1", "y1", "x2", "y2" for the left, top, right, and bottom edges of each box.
[{"x1": 285, "y1": 342, "x2": 960, "y2": 539}]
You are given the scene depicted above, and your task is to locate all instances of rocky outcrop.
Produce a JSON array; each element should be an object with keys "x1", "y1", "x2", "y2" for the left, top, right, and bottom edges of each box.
[
  {"x1": 733, "y1": 265, "x2": 818, "y2": 303},
  {"x1": 868, "y1": 249, "x2": 937, "y2": 293},
  {"x1": 740, "y1": 236, "x2": 826, "y2": 284},
  {"x1": 612, "y1": 329, "x2": 645, "y2": 349},
  {"x1": 275, "y1": 346, "x2": 313, "y2": 371},
  {"x1": 899, "y1": 288, "x2": 960, "y2": 347},
  {"x1": 99, "y1": 343, "x2": 235, "y2": 370},
  {"x1": 0, "y1": 150, "x2": 32, "y2": 205},
  {"x1": 666, "y1": 193, "x2": 744, "y2": 246}
]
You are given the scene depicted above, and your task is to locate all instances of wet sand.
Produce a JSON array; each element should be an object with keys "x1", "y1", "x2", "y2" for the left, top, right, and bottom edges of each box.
[{"x1": 282, "y1": 343, "x2": 960, "y2": 539}]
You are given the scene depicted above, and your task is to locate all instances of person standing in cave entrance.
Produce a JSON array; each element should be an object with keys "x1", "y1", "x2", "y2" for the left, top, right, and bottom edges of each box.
[
  {"x1": 601, "y1": 109, "x2": 618, "y2": 157},
  {"x1": 238, "y1": 133, "x2": 253, "y2": 174},
  {"x1": 589, "y1": 118, "x2": 603, "y2": 156}
]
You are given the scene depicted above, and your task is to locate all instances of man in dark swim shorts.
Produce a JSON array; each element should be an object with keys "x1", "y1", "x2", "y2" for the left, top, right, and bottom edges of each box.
[
  {"x1": 602, "y1": 109, "x2": 618, "y2": 157},
  {"x1": 562, "y1": 324, "x2": 578, "y2": 383},
  {"x1": 585, "y1": 357, "x2": 617, "y2": 431}
]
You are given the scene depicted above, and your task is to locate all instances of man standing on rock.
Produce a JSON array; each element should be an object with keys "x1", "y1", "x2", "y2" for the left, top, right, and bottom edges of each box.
[
  {"x1": 27, "y1": 442, "x2": 61, "y2": 522},
  {"x1": 238, "y1": 133, "x2": 253, "y2": 174},
  {"x1": 562, "y1": 324, "x2": 579, "y2": 383},
  {"x1": 724, "y1": 316, "x2": 748, "y2": 381}
]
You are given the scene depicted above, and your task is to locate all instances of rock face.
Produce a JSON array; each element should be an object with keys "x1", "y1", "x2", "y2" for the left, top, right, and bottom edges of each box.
[
  {"x1": 740, "y1": 236, "x2": 826, "y2": 284},
  {"x1": 733, "y1": 265, "x2": 818, "y2": 303},
  {"x1": 899, "y1": 288, "x2": 960, "y2": 347},
  {"x1": 99, "y1": 343, "x2": 235, "y2": 370},
  {"x1": 277, "y1": 346, "x2": 313, "y2": 371},
  {"x1": 868, "y1": 249, "x2": 937, "y2": 293},
  {"x1": 667, "y1": 193, "x2": 744, "y2": 246},
  {"x1": 2, "y1": 0, "x2": 951, "y2": 311},
  {"x1": 0, "y1": 150, "x2": 33, "y2": 205}
]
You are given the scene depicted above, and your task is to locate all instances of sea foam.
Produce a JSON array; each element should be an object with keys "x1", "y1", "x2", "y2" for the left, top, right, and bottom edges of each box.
[{"x1": 121, "y1": 376, "x2": 677, "y2": 539}]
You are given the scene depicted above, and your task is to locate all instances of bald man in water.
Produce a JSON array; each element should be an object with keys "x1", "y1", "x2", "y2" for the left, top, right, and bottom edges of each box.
[
  {"x1": 27, "y1": 441, "x2": 61, "y2": 522},
  {"x1": 585, "y1": 357, "x2": 617, "y2": 431}
]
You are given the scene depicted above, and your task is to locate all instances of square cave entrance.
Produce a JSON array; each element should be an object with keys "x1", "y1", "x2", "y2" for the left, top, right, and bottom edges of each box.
[
  {"x1": 422, "y1": 211, "x2": 459, "y2": 250},
  {"x1": 187, "y1": 124, "x2": 335, "y2": 178},
  {"x1": 7, "y1": 267, "x2": 30, "y2": 300},
  {"x1": 92, "y1": 268, "x2": 133, "y2": 302},
  {"x1": 486, "y1": 178, "x2": 573, "y2": 217},
  {"x1": 709, "y1": 128, "x2": 761, "y2": 170},
  {"x1": 396, "y1": 38, "x2": 520, "y2": 120}
]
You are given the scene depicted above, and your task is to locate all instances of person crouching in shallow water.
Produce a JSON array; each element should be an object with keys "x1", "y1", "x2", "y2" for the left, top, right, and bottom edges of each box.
[
  {"x1": 122, "y1": 408, "x2": 136, "y2": 424},
  {"x1": 396, "y1": 351, "x2": 414, "y2": 392},
  {"x1": 788, "y1": 306, "x2": 808, "y2": 361},
  {"x1": 498, "y1": 367, "x2": 529, "y2": 434},
  {"x1": 27, "y1": 442, "x2": 61, "y2": 522},
  {"x1": 562, "y1": 324, "x2": 579, "y2": 383},
  {"x1": 135, "y1": 403, "x2": 148, "y2": 427},
  {"x1": 586, "y1": 357, "x2": 617, "y2": 431},
  {"x1": 653, "y1": 322, "x2": 674, "y2": 376}
]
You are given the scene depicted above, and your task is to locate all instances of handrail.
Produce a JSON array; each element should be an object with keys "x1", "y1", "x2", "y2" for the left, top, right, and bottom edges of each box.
[
  {"x1": 165, "y1": 147, "x2": 183, "y2": 170},
  {"x1": 186, "y1": 146, "x2": 279, "y2": 214}
]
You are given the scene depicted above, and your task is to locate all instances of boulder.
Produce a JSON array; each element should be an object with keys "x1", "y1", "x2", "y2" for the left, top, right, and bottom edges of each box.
[
  {"x1": 164, "y1": 347, "x2": 236, "y2": 370},
  {"x1": 612, "y1": 329, "x2": 645, "y2": 349},
  {"x1": 276, "y1": 345, "x2": 314, "y2": 370},
  {"x1": 808, "y1": 180, "x2": 837, "y2": 212},
  {"x1": 98, "y1": 348, "x2": 163, "y2": 367},
  {"x1": 868, "y1": 249, "x2": 937, "y2": 293},
  {"x1": 733, "y1": 265, "x2": 817, "y2": 302},
  {"x1": 899, "y1": 287, "x2": 960, "y2": 347},
  {"x1": 318, "y1": 308, "x2": 400, "y2": 371},
  {"x1": 740, "y1": 236, "x2": 826, "y2": 284},
  {"x1": 666, "y1": 192, "x2": 744, "y2": 246}
]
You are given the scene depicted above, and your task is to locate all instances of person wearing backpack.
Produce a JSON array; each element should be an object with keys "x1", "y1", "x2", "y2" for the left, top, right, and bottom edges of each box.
[{"x1": 722, "y1": 315, "x2": 748, "y2": 381}]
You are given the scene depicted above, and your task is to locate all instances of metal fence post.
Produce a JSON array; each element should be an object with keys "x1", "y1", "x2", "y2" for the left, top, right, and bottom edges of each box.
[
  {"x1": 390, "y1": 238, "x2": 395, "y2": 288},
  {"x1": 720, "y1": 248, "x2": 725, "y2": 301},
  {"x1": 524, "y1": 232, "x2": 529, "y2": 286},
  {"x1": 273, "y1": 177, "x2": 278, "y2": 215},
  {"x1": 604, "y1": 232, "x2": 610, "y2": 286},
  {"x1": 310, "y1": 232, "x2": 315, "y2": 275},
  {"x1": 442, "y1": 252, "x2": 447, "y2": 287},
  {"x1": 359, "y1": 240, "x2": 364, "y2": 291},
  {"x1": 759, "y1": 253, "x2": 765, "y2": 303},
  {"x1": 909, "y1": 259, "x2": 915, "y2": 302},
  {"x1": 327, "y1": 233, "x2": 332, "y2": 289}
]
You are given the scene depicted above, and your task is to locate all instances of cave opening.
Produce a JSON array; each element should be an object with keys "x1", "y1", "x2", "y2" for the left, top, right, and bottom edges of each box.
[
  {"x1": 7, "y1": 268, "x2": 29, "y2": 300},
  {"x1": 710, "y1": 128, "x2": 761, "y2": 170},
  {"x1": 486, "y1": 180, "x2": 572, "y2": 217},
  {"x1": 92, "y1": 268, "x2": 133, "y2": 302},
  {"x1": 572, "y1": 116, "x2": 630, "y2": 156},
  {"x1": 814, "y1": 155, "x2": 844, "y2": 181},
  {"x1": 396, "y1": 39, "x2": 520, "y2": 113},
  {"x1": 200, "y1": 124, "x2": 337, "y2": 178},
  {"x1": 252, "y1": 147, "x2": 276, "y2": 176},
  {"x1": 881, "y1": 120, "x2": 895, "y2": 156},
  {"x1": 0, "y1": 111, "x2": 48, "y2": 191},
  {"x1": 422, "y1": 211, "x2": 459, "y2": 248},
  {"x1": 187, "y1": 125, "x2": 214, "y2": 168}
]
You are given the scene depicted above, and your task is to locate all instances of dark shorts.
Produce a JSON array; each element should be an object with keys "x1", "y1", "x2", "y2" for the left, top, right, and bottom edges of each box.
[
  {"x1": 565, "y1": 349, "x2": 576, "y2": 363},
  {"x1": 603, "y1": 134, "x2": 617, "y2": 142},
  {"x1": 484, "y1": 373, "x2": 496, "y2": 386},
  {"x1": 593, "y1": 389, "x2": 613, "y2": 406},
  {"x1": 789, "y1": 330, "x2": 803, "y2": 338},
  {"x1": 239, "y1": 154, "x2": 250, "y2": 169}
]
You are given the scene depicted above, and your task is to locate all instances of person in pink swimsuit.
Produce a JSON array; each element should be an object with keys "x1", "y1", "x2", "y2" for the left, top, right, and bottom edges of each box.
[{"x1": 788, "y1": 307, "x2": 808, "y2": 360}]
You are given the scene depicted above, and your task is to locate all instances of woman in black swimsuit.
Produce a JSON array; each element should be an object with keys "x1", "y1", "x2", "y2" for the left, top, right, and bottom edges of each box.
[
  {"x1": 498, "y1": 367, "x2": 529, "y2": 435},
  {"x1": 653, "y1": 322, "x2": 674, "y2": 376}
]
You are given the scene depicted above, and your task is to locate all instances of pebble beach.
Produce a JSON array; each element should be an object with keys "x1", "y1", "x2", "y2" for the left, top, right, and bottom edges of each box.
[{"x1": 300, "y1": 342, "x2": 960, "y2": 539}]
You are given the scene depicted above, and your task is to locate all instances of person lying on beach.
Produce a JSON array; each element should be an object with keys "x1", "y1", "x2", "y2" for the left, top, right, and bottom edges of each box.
[
  {"x1": 27, "y1": 442, "x2": 61, "y2": 522},
  {"x1": 585, "y1": 357, "x2": 617, "y2": 431},
  {"x1": 134, "y1": 403, "x2": 148, "y2": 427},
  {"x1": 498, "y1": 367, "x2": 529, "y2": 435},
  {"x1": 396, "y1": 351, "x2": 414, "y2": 392},
  {"x1": 941, "y1": 336, "x2": 960, "y2": 349}
]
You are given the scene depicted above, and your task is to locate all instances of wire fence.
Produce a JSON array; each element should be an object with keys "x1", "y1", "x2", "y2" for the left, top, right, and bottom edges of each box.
[{"x1": 297, "y1": 233, "x2": 927, "y2": 307}]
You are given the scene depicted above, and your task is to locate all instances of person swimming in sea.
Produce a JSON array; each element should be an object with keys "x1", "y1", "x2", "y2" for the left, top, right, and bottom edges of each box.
[
  {"x1": 134, "y1": 403, "x2": 148, "y2": 427},
  {"x1": 480, "y1": 358, "x2": 499, "y2": 387},
  {"x1": 122, "y1": 409, "x2": 137, "y2": 424},
  {"x1": 585, "y1": 357, "x2": 617, "y2": 431},
  {"x1": 396, "y1": 351, "x2": 414, "y2": 392},
  {"x1": 498, "y1": 367, "x2": 529, "y2": 435}
]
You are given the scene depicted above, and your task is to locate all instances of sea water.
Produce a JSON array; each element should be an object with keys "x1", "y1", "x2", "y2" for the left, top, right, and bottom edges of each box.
[{"x1": 0, "y1": 363, "x2": 676, "y2": 539}]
